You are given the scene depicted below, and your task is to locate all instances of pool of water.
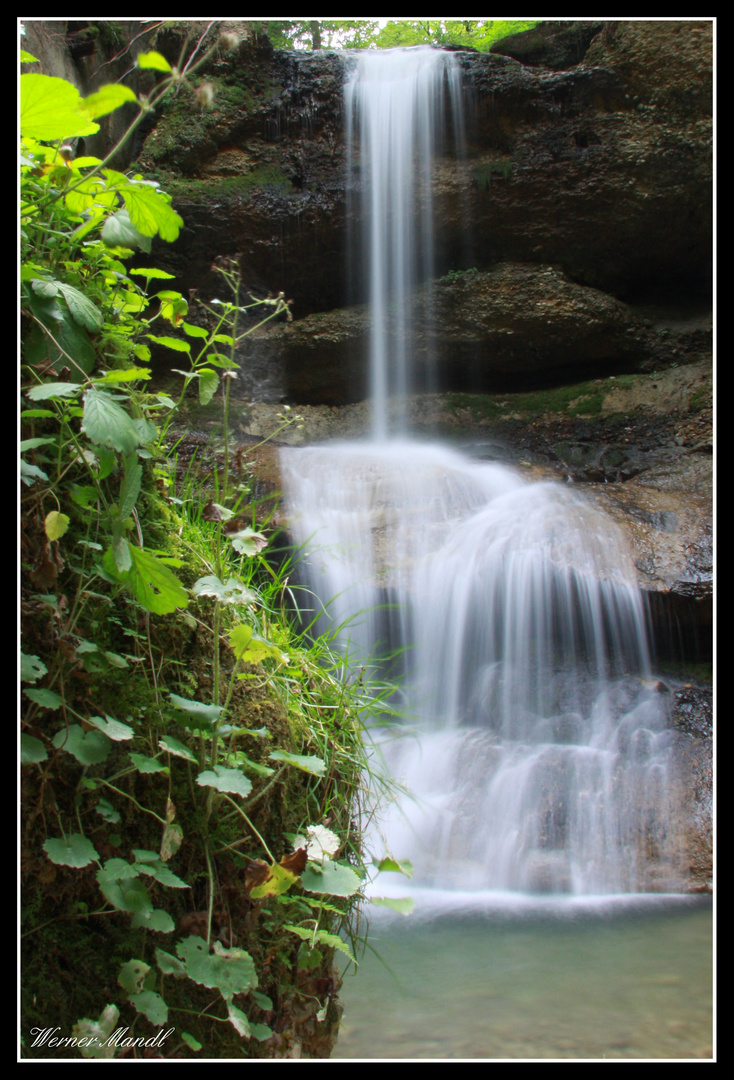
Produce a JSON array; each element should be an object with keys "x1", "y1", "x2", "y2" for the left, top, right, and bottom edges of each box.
[{"x1": 333, "y1": 894, "x2": 714, "y2": 1060}]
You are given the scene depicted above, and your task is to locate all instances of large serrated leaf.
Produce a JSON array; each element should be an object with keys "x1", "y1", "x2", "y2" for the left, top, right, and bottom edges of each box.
[
  {"x1": 56, "y1": 282, "x2": 104, "y2": 332},
  {"x1": 82, "y1": 389, "x2": 142, "y2": 455},
  {"x1": 121, "y1": 184, "x2": 183, "y2": 242},
  {"x1": 21, "y1": 73, "x2": 99, "y2": 139}
]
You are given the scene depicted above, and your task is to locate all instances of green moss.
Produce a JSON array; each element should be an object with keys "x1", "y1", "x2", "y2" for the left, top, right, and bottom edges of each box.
[
  {"x1": 165, "y1": 166, "x2": 294, "y2": 202},
  {"x1": 473, "y1": 159, "x2": 513, "y2": 189},
  {"x1": 449, "y1": 378, "x2": 612, "y2": 421}
]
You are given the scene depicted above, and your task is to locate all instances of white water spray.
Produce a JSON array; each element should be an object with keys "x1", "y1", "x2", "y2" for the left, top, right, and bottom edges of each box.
[{"x1": 280, "y1": 49, "x2": 684, "y2": 896}]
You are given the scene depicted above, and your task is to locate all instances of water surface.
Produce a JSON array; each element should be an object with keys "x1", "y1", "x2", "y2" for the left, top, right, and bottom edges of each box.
[{"x1": 333, "y1": 896, "x2": 713, "y2": 1060}]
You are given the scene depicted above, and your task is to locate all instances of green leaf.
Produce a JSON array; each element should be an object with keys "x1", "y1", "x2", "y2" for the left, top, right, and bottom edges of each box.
[
  {"x1": 21, "y1": 49, "x2": 40, "y2": 63},
  {"x1": 85, "y1": 714, "x2": 135, "y2": 741},
  {"x1": 121, "y1": 184, "x2": 183, "y2": 242},
  {"x1": 284, "y1": 925, "x2": 355, "y2": 963},
  {"x1": 176, "y1": 936, "x2": 258, "y2": 1000},
  {"x1": 129, "y1": 990, "x2": 168, "y2": 1026},
  {"x1": 181, "y1": 1033, "x2": 203, "y2": 1052},
  {"x1": 95, "y1": 798, "x2": 121, "y2": 824},
  {"x1": 227, "y1": 1001, "x2": 252, "y2": 1038},
  {"x1": 129, "y1": 907, "x2": 173, "y2": 933},
  {"x1": 26, "y1": 382, "x2": 80, "y2": 401},
  {"x1": 53, "y1": 724, "x2": 111, "y2": 765},
  {"x1": 169, "y1": 693, "x2": 224, "y2": 724},
  {"x1": 130, "y1": 267, "x2": 176, "y2": 280},
  {"x1": 226, "y1": 527, "x2": 268, "y2": 556},
  {"x1": 137, "y1": 51, "x2": 172, "y2": 72},
  {"x1": 24, "y1": 687, "x2": 63, "y2": 709},
  {"x1": 155, "y1": 948, "x2": 188, "y2": 978},
  {"x1": 196, "y1": 766, "x2": 252, "y2": 799},
  {"x1": 370, "y1": 896, "x2": 416, "y2": 915},
  {"x1": 21, "y1": 652, "x2": 47, "y2": 683},
  {"x1": 158, "y1": 736, "x2": 197, "y2": 762},
  {"x1": 146, "y1": 334, "x2": 190, "y2": 353},
  {"x1": 43, "y1": 834, "x2": 99, "y2": 868},
  {"x1": 373, "y1": 856, "x2": 415, "y2": 878},
  {"x1": 101, "y1": 208, "x2": 152, "y2": 252},
  {"x1": 44, "y1": 511, "x2": 70, "y2": 541},
  {"x1": 198, "y1": 368, "x2": 219, "y2": 407},
  {"x1": 129, "y1": 753, "x2": 167, "y2": 775},
  {"x1": 21, "y1": 733, "x2": 48, "y2": 764},
  {"x1": 181, "y1": 321, "x2": 209, "y2": 338},
  {"x1": 92, "y1": 367, "x2": 151, "y2": 384},
  {"x1": 98, "y1": 872, "x2": 152, "y2": 915},
  {"x1": 192, "y1": 576, "x2": 257, "y2": 605},
  {"x1": 82, "y1": 83, "x2": 138, "y2": 119},
  {"x1": 55, "y1": 282, "x2": 104, "y2": 332},
  {"x1": 82, "y1": 389, "x2": 142, "y2": 455},
  {"x1": 269, "y1": 750, "x2": 326, "y2": 776},
  {"x1": 249, "y1": 861, "x2": 302, "y2": 900},
  {"x1": 300, "y1": 860, "x2": 362, "y2": 897},
  {"x1": 21, "y1": 73, "x2": 99, "y2": 139},
  {"x1": 134, "y1": 852, "x2": 189, "y2": 889},
  {"x1": 118, "y1": 959, "x2": 150, "y2": 995},
  {"x1": 113, "y1": 545, "x2": 189, "y2": 614}
]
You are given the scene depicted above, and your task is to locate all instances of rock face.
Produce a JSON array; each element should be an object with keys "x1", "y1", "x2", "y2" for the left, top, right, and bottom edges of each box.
[{"x1": 137, "y1": 20, "x2": 712, "y2": 370}]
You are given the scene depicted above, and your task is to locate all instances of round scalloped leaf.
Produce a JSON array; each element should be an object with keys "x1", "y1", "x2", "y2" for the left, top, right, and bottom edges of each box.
[
  {"x1": 196, "y1": 766, "x2": 252, "y2": 799},
  {"x1": 53, "y1": 724, "x2": 111, "y2": 765},
  {"x1": 300, "y1": 859, "x2": 362, "y2": 897},
  {"x1": 21, "y1": 733, "x2": 48, "y2": 764},
  {"x1": 43, "y1": 834, "x2": 99, "y2": 868}
]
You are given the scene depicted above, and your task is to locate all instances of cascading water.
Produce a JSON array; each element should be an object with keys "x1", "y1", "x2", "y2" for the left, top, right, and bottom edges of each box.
[{"x1": 280, "y1": 48, "x2": 685, "y2": 897}]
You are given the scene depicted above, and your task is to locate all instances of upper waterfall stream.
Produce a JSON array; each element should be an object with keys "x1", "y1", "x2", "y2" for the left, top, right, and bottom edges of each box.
[{"x1": 279, "y1": 48, "x2": 686, "y2": 898}]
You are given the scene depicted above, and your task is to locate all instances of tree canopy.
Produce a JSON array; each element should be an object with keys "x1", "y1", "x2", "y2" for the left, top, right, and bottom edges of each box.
[{"x1": 260, "y1": 19, "x2": 539, "y2": 52}]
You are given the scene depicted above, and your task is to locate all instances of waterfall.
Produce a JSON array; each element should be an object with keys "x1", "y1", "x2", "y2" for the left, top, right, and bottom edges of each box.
[{"x1": 280, "y1": 49, "x2": 685, "y2": 896}]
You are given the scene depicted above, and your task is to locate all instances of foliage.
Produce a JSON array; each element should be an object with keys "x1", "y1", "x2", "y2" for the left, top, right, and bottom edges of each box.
[
  {"x1": 20, "y1": 35, "x2": 405, "y2": 1060},
  {"x1": 261, "y1": 18, "x2": 539, "y2": 52}
]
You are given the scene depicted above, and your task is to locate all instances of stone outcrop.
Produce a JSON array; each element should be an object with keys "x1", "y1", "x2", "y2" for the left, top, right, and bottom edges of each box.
[{"x1": 134, "y1": 20, "x2": 711, "y2": 391}]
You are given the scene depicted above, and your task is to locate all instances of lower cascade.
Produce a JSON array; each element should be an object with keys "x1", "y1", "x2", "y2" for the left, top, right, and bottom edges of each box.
[
  {"x1": 280, "y1": 47, "x2": 688, "y2": 899},
  {"x1": 280, "y1": 441, "x2": 685, "y2": 896}
]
